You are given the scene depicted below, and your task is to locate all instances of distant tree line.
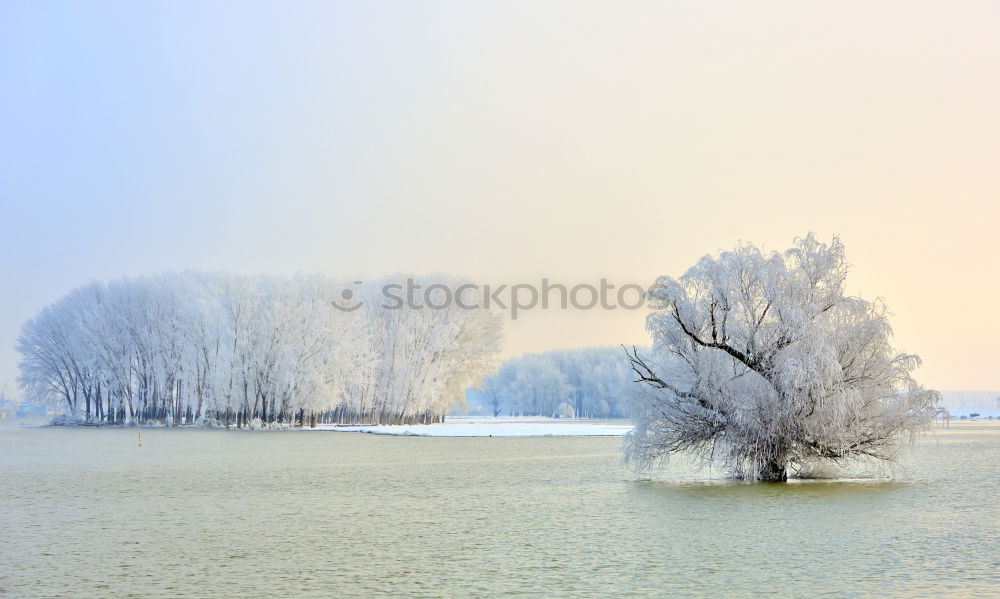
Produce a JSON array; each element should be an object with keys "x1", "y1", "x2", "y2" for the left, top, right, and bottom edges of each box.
[
  {"x1": 472, "y1": 347, "x2": 640, "y2": 418},
  {"x1": 16, "y1": 273, "x2": 502, "y2": 427}
]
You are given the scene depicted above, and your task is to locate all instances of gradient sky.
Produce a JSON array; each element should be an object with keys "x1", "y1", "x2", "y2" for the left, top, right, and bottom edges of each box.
[{"x1": 1, "y1": 1, "x2": 998, "y2": 395}]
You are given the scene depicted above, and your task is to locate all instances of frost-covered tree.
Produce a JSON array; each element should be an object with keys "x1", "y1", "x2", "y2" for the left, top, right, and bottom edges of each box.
[
  {"x1": 16, "y1": 272, "x2": 502, "y2": 427},
  {"x1": 17, "y1": 301, "x2": 89, "y2": 416},
  {"x1": 625, "y1": 234, "x2": 940, "y2": 481},
  {"x1": 331, "y1": 276, "x2": 502, "y2": 423},
  {"x1": 478, "y1": 374, "x2": 506, "y2": 417},
  {"x1": 508, "y1": 359, "x2": 571, "y2": 417},
  {"x1": 472, "y1": 347, "x2": 637, "y2": 417}
]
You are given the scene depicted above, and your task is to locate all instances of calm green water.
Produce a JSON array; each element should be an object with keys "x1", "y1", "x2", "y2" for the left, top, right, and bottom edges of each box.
[{"x1": 1, "y1": 424, "x2": 998, "y2": 598}]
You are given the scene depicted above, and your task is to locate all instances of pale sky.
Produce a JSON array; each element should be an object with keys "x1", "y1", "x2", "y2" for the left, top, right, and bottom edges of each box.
[{"x1": 1, "y1": 1, "x2": 998, "y2": 394}]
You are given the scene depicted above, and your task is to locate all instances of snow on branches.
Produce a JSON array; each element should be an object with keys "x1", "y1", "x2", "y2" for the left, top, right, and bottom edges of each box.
[
  {"x1": 16, "y1": 273, "x2": 502, "y2": 426},
  {"x1": 625, "y1": 234, "x2": 941, "y2": 480}
]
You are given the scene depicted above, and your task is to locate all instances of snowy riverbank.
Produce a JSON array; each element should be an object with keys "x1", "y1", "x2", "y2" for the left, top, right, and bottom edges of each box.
[
  {"x1": 313, "y1": 417, "x2": 634, "y2": 437},
  {"x1": 19, "y1": 415, "x2": 995, "y2": 437},
  {"x1": 313, "y1": 417, "x2": 1000, "y2": 437}
]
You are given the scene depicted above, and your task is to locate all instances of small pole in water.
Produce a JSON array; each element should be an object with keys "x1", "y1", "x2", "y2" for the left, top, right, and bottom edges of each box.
[{"x1": 138, "y1": 430, "x2": 143, "y2": 447}]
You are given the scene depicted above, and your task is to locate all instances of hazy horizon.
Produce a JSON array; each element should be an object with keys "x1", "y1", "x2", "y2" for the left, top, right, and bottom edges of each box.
[{"x1": 2, "y1": 1, "x2": 999, "y2": 393}]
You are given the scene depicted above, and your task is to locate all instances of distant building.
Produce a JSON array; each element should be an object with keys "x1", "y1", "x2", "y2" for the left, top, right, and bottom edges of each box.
[{"x1": 0, "y1": 391, "x2": 15, "y2": 419}]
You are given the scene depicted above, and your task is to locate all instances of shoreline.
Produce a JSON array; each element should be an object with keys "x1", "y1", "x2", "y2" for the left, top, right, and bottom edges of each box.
[{"x1": 7, "y1": 416, "x2": 997, "y2": 438}]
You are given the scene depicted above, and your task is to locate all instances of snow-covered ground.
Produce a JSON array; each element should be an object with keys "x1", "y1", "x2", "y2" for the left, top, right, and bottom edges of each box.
[
  {"x1": 313, "y1": 417, "x2": 633, "y2": 437},
  {"x1": 311, "y1": 413, "x2": 1000, "y2": 437}
]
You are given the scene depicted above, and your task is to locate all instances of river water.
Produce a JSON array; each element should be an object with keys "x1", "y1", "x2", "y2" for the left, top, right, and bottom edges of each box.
[{"x1": 1, "y1": 423, "x2": 998, "y2": 597}]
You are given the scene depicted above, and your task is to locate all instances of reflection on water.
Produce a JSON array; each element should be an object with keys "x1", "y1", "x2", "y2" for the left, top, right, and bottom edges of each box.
[{"x1": 1, "y1": 423, "x2": 998, "y2": 598}]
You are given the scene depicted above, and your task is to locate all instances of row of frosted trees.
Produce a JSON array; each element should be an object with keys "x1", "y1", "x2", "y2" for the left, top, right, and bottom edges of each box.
[
  {"x1": 16, "y1": 273, "x2": 502, "y2": 427},
  {"x1": 473, "y1": 347, "x2": 638, "y2": 418}
]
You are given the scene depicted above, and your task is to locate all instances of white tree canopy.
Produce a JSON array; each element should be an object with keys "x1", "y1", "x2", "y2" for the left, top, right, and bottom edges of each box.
[
  {"x1": 472, "y1": 347, "x2": 638, "y2": 418},
  {"x1": 626, "y1": 234, "x2": 940, "y2": 480},
  {"x1": 16, "y1": 272, "x2": 502, "y2": 426}
]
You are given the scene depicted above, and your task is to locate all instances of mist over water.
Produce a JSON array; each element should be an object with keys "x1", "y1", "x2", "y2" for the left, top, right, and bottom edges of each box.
[{"x1": 1, "y1": 423, "x2": 998, "y2": 598}]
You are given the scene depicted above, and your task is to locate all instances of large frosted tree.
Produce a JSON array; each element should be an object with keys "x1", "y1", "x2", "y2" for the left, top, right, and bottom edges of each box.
[{"x1": 625, "y1": 234, "x2": 940, "y2": 481}]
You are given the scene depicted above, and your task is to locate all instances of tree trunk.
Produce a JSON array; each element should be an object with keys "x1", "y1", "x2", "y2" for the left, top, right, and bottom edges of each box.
[{"x1": 758, "y1": 460, "x2": 787, "y2": 482}]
